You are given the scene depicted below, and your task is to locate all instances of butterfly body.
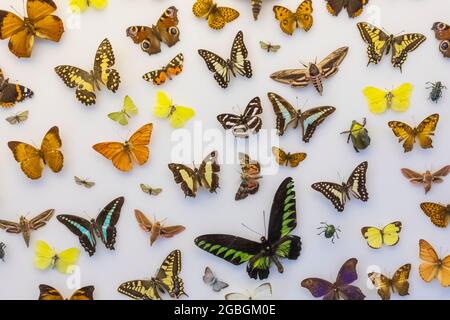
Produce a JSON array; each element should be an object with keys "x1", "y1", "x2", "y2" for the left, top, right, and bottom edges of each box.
[
  {"x1": 217, "y1": 97, "x2": 262, "y2": 138},
  {"x1": 39, "y1": 284, "x2": 95, "y2": 300},
  {"x1": 420, "y1": 202, "x2": 450, "y2": 228},
  {"x1": 401, "y1": 166, "x2": 450, "y2": 194},
  {"x1": 326, "y1": 0, "x2": 368, "y2": 18},
  {"x1": 368, "y1": 264, "x2": 411, "y2": 300},
  {"x1": 134, "y1": 210, "x2": 185, "y2": 246}
]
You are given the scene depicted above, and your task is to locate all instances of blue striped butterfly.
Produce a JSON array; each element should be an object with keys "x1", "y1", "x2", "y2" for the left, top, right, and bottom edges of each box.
[
  {"x1": 57, "y1": 197, "x2": 124, "y2": 256},
  {"x1": 267, "y1": 92, "x2": 335, "y2": 143},
  {"x1": 195, "y1": 177, "x2": 301, "y2": 280}
]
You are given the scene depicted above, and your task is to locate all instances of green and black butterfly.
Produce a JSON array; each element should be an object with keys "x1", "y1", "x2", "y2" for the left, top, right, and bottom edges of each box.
[
  {"x1": 195, "y1": 177, "x2": 301, "y2": 280},
  {"x1": 57, "y1": 197, "x2": 124, "y2": 256}
]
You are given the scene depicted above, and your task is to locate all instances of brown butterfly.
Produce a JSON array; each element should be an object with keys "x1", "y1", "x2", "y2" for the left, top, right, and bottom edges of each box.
[
  {"x1": 432, "y1": 22, "x2": 450, "y2": 58},
  {"x1": 235, "y1": 153, "x2": 262, "y2": 201},
  {"x1": 142, "y1": 53, "x2": 184, "y2": 86},
  {"x1": 401, "y1": 166, "x2": 450, "y2": 194},
  {"x1": 0, "y1": 68, "x2": 33, "y2": 108},
  {"x1": 326, "y1": 0, "x2": 368, "y2": 18},
  {"x1": 272, "y1": 147, "x2": 307, "y2": 168},
  {"x1": 38, "y1": 284, "x2": 94, "y2": 300},
  {"x1": 420, "y1": 202, "x2": 450, "y2": 228},
  {"x1": 126, "y1": 6, "x2": 180, "y2": 55},
  {"x1": 134, "y1": 210, "x2": 185, "y2": 246},
  {"x1": 270, "y1": 47, "x2": 348, "y2": 95},
  {"x1": 0, "y1": 210, "x2": 54, "y2": 247},
  {"x1": 368, "y1": 264, "x2": 411, "y2": 300}
]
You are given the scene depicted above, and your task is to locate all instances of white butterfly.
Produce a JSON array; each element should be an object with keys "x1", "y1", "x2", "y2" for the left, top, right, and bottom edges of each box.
[{"x1": 225, "y1": 283, "x2": 272, "y2": 300}]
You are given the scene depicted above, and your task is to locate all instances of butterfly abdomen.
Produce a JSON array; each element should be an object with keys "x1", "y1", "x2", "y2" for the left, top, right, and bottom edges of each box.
[{"x1": 251, "y1": 0, "x2": 263, "y2": 20}]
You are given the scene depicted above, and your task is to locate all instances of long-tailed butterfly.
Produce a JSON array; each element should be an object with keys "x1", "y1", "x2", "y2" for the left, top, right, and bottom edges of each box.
[
  {"x1": 0, "y1": 68, "x2": 33, "y2": 107},
  {"x1": 57, "y1": 197, "x2": 124, "y2": 256},
  {"x1": 198, "y1": 30, "x2": 252, "y2": 88},
  {"x1": 312, "y1": 161, "x2": 368, "y2": 212},
  {"x1": 301, "y1": 258, "x2": 365, "y2": 300},
  {"x1": 195, "y1": 177, "x2": 301, "y2": 280},
  {"x1": 235, "y1": 153, "x2": 262, "y2": 201},
  {"x1": 268, "y1": 92, "x2": 335, "y2": 142},
  {"x1": 217, "y1": 97, "x2": 262, "y2": 138}
]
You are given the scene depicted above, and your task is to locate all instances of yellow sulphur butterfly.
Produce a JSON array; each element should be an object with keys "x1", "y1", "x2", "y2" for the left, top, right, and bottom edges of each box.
[
  {"x1": 361, "y1": 221, "x2": 402, "y2": 249},
  {"x1": 154, "y1": 91, "x2": 195, "y2": 128},
  {"x1": 34, "y1": 240, "x2": 80, "y2": 274},
  {"x1": 362, "y1": 83, "x2": 413, "y2": 114},
  {"x1": 108, "y1": 95, "x2": 138, "y2": 126},
  {"x1": 70, "y1": 0, "x2": 108, "y2": 13}
]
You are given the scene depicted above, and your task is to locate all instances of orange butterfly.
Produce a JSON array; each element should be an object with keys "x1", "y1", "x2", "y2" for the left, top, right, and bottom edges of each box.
[
  {"x1": 0, "y1": 0, "x2": 64, "y2": 58},
  {"x1": 92, "y1": 123, "x2": 153, "y2": 172},
  {"x1": 419, "y1": 239, "x2": 450, "y2": 287}
]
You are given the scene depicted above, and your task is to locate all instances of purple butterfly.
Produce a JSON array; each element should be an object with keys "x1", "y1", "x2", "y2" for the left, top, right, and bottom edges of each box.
[{"x1": 301, "y1": 258, "x2": 366, "y2": 300}]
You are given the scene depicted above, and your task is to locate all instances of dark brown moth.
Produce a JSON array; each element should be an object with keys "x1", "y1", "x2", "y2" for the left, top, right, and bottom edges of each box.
[
  {"x1": 401, "y1": 166, "x2": 450, "y2": 194},
  {"x1": 270, "y1": 47, "x2": 348, "y2": 95},
  {"x1": 0, "y1": 210, "x2": 54, "y2": 247},
  {"x1": 134, "y1": 210, "x2": 185, "y2": 246},
  {"x1": 235, "y1": 153, "x2": 262, "y2": 201}
]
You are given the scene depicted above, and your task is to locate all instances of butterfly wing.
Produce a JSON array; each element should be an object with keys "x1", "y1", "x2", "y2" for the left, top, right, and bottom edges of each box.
[
  {"x1": 357, "y1": 22, "x2": 390, "y2": 65},
  {"x1": 126, "y1": 26, "x2": 161, "y2": 55},
  {"x1": 0, "y1": 11, "x2": 33, "y2": 58},
  {"x1": 391, "y1": 33, "x2": 426, "y2": 70},
  {"x1": 391, "y1": 264, "x2": 411, "y2": 297},
  {"x1": 299, "y1": 106, "x2": 336, "y2": 142},
  {"x1": 317, "y1": 47, "x2": 349, "y2": 79},
  {"x1": 40, "y1": 126, "x2": 63, "y2": 174},
  {"x1": 118, "y1": 280, "x2": 160, "y2": 300},
  {"x1": 34, "y1": 240, "x2": 56, "y2": 270},
  {"x1": 217, "y1": 113, "x2": 242, "y2": 130},
  {"x1": 267, "y1": 92, "x2": 298, "y2": 136},
  {"x1": 432, "y1": 22, "x2": 450, "y2": 40},
  {"x1": 134, "y1": 209, "x2": 153, "y2": 232},
  {"x1": 128, "y1": 123, "x2": 152, "y2": 165},
  {"x1": 419, "y1": 239, "x2": 441, "y2": 283},
  {"x1": 296, "y1": 0, "x2": 313, "y2": 32},
  {"x1": 198, "y1": 49, "x2": 230, "y2": 88},
  {"x1": 156, "y1": 6, "x2": 180, "y2": 47},
  {"x1": 301, "y1": 278, "x2": 335, "y2": 299},
  {"x1": 69, "y1": 286, "x2": 95, "y2": 300},
  {"x1": 270, "y1": 68, "x2": 310, "y2": 88},
  {"x1": 153, "y1": 90, "x2": 173, "y2": 118},
  {"x1": 346, "y1": 161, "x2": 369, "y2": 201},
  {"x1": 54, "y1": 247, "x2": 80, "y2": 274},
  {"x1": 38, "y1": 285, "x2": 64, "y2": 300},
  {"x1": 198, "y1": 151, "x2": 220, "y2": 193},
  {"x1": 6, "y1": 110, "x2": 29, "y2": 124},
  {"x1": 192, "y1": 0, "x2": 213, "y2": 18},
  {"x1": 0, "y1": 73, "x2": 34, "y2": 107},
  {"x1": 361, "y1": 226, "x2": 382, "y2": 249},
  {"x1": 239, "y1": 96, "x2": 262, "y2": 135},
  {"x1": 170, "y1": 106, "x2": 195, "y2": 128},
  {"x1": 108, "y1": 111, "x2": 128, "y2": 126},
  {"x1": 251, "y1": 283, "x2": 273, "y2": 299},
  {"x1": 335, "y1": 258, "x2": 365, "y2": 300},
  {"x1": 346, "y1": 0, "x2": 368, "y2": 18},
  {"x1": 420, "y1": 202, "x2": 450, "y2": 228},
  {"x1": 368, "y1": 272, "x2": 392, "y2": 300},
  {"x1": 57, "y1": 215, "x2": 97, "y2": 256},
  {"x1": 272, "y1": 146, "x2": 288, "y2": 166},
  {"x1": 287, "y1": 153, "x2": 307, "y2": 168},
  {"x1": 92, "y1": 142, "x2": 131, "y2": 172},
  {"x1": 415, "y1": 113, "x2": 439, "y2": 150},
  {"x1": 93, "y1": 38, "x2": 120, "y2": 92},
  {"x1": 168, "y1": 163, "x2": 198, "y2": 197},
  {"x1": 208, "y1": 7, "x2": 240, "y2": 30},
  {"x1": 312, "y1": 182, "x2": 347, "y2": 212},
  {"x1": 155, "y1": 250, "x2": 186, "y2": 298},
  {"x1": 28, "y1": 0, "x2": 64, "y2": 43},
  {"x1": 362, "y1": 86, "x2": 389, "y2": 114},
  {"x1": 325, "y1": 0, "x2": 344, "y2": 16},
  {"x1": 390, "y1": 83, "x2": 413, "y2": 112},
  {"x1": 95, "y1": 197, "x2": 124, "y2": 250},
  {"x1": 29, "y1": 209, "x2": 54, "y2": 230},
  {"x1": 54, "y1": 66, "x2": 96, "y2": 105},
  {"x1": 273, "y1": 6, "x2": 296, "y2": 35},
  {"x1": 388, "y1": 121, "x2": 415, "y2": 152},
  {"x1": 230, "y1": 31, "x2": 252, "y2": 78},
  {"x1": 143, "y1": 53, "x2": 184, "y2": 85},
  {"x1": 7, "y1": 141, "x2": 43, "y2": 179}
]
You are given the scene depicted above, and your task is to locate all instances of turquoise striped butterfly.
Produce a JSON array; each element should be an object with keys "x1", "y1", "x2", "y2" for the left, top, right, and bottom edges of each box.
[
  {"x1": 268, "y1": 92, "x2": 336, "y2": 142},
  {"x1": 57, "y1": 197, "x2": 124, "y2": 256}
]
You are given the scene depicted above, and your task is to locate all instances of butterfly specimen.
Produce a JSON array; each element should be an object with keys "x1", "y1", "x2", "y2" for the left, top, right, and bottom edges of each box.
[
  {"x1": 420, "y1": 202, "x2": 450, "y2": 228},
  {"x1": 225, "y1": 283, "x2": 272, "y2": 300},
  {"x1": 317, "y1": 222, "x2": 341, "y2": 243},
  {"x1": 143, "y1": 53, "x2": 184, "y2": 86},
  {"x1": 195, "y1": 177, "x2": 301, "y2": 280},
  {"x1": 273, "y1": 0, "x2": 313, "y2": 36},
  {"x1": 70, "y1": 0, "x2": 108, "y2": 12},
  {"x1": 192, "y1": 0, "x2": 239, "y2": 30},
  {"x1": 153, "y1": 91, "x2": 195, "y2": 128},
  {"x1": 361, "y1": 221, "x2": 402, "y2": 249},
  {"x1": 55, "y1": 38, "x2": 120, "y2": 106},
  {"x1": 235, "y1": 153, "x2": 262, "y2": 201},
  {"x1": 357, "y1": 22, "x2": 426, "y2": 71},
  {"x1": 426, "y1": 81, "x2": 446, "y2": 103},
  {"x1": 267, "y1": 92, "x2": 336, "y2": 142},
  {"x1": 0, "y1": 0, "x2": 64, "y2": 58},
  {"x1": 341, "y1": 118, "x2": 370, "y2": 152},
  {"x1": 301, "y1": 258, "x2": 365, "y2": 300},
  {"x1": 8, "y1": 126, "x2": 63, "y2": 180},
  {"x1": 368, "y1": 264, "x2": 411, "y2": 300},
  {"x1": 388, "y1": 114, "x2": 439, "y2": 153},
  {"x1": 126, "y1": 6, "x2": 179, "y2": 55},
  {"x1": 92, "y1": 123, "x2": 153, "y2": 172},
  {"x1": 260, "y1": 41, "x2": 280, "y2": 53},
  {"x1": 217, "y1": 97, "x2": 262, "y2": 138},
  {"x1": 34, "y1": 240, "x2": 80, "y2": 274},
  {"x1": 312, "y1": 161, "x2": 368, "y2": 212},
  {"x1": 270, "y1": 46, "x2": 348, "y2": 95},
  {"x1": 118, "y1": 249, "x2": 187, "y2": 300},
  {"x1": 0, "y1": 68, "x2": 33, "y2": 107},
  {"x1": 198, "y1": 30, "x2": 252, "y2": 88},
  {"x1": 134, "y1": 210, "x2": 185, "y2": 246},
  {"x1": 38, "y1": 285, "x2": 94, "y2": 300},
  {"x1": 108, "y1": 95, "x2": 138, "y2": 126},
  {"x1": 400, "y1": 166, "x2": 450, "y2": 194},
  {"x1": 140, "y1": 184, "x2": 162, "y2": 196},
  {"x1": 168, "y1": 151, "x2": 220, "y2": 198},
  {"x1": 6, "y1": 110, "x2": 29, "y2": 124},
  {"x1": 363, "y1": 83, "x2": 413, "y2": 114},
  {"x1": 272, "y1": 147, "x2": 307, "y2": 168},
  {"x1": 431, "y1": 22, "x2": 450, "y2": 58},
  {"x1": 325, "y1": 0, "x2": 368, "y2": 18},
  {"x1": 203, "y1": 266, "x2": 229, "y2": 292},
  {"x1": 57, "y1": 197, "x2": 124, "y2": 256},
  {"x1": 74, "y1": 176, "x2": 95, "y2": 188},
  {"x1": 0, "y1": 209, "x2": 54, "y2": 247},
  {"x1": 419, "y1": 239, "x2": 450, "y2": 287}
]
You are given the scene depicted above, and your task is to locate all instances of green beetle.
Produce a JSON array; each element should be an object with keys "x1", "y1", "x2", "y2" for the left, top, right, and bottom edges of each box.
[
  {"x1": 317, "y1": 222, "x2": 341, "y2": 243},
  {"x1": 341, "y1": 118, "x2": 370, "y2": 152}
]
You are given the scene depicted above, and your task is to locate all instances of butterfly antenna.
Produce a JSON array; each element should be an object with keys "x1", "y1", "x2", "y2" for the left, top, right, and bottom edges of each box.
[
  {"x1": 299, "y1": 60, "x2": 308, "y2": 68},
  {"x1": 241, "y1": 223, "x2": 263, "y2": 238}
]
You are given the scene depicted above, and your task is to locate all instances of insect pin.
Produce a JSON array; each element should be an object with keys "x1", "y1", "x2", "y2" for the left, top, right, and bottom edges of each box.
[
  {"x1": 426, "y1": 81, "x2": 446, "y2": 103},
  {"x1": 0, "y1": 242, "x2": 6, "y2": 261},
  {"x1": 341, "y1": 118, "x2": 370, "y2": 152},
  {"x1": 317, "y1": 222, "x2": 341, "y2": 243}
]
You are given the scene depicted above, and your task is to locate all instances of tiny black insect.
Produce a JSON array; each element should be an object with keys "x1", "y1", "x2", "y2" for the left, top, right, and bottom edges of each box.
[
  {"x1": 317, "y1": 222, "x2": 341, "y2": 243},
  {"x1": 0, "y1": 242, "x2": 6, "y2": 262},
  {"x1": 426, "y1": 81, "x2": 446, "y2": 103}
]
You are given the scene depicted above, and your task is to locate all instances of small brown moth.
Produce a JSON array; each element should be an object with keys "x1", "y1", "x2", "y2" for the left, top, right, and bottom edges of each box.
[
  {"x1": 401, "y1": 165, "x2": 450, "y2": 194},
  {"x1": 140, "y1": 184, "x2": 162, "y2": 196},
  {"x1": 74, "y1": 176, "x2": 95, "y2": 188},
  {"x1": 134, "y1": 210, "x2": 185, "y2": 246}
]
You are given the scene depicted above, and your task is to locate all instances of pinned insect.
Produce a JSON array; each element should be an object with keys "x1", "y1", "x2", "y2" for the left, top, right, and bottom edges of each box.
[
  {"x1": 341, "y1": 118, "x2": 370, "y2": 152},
  {"x1": 317, "y1": 222, "x2": 341, "y2": 243},
  {"x1": 74, "y1": 176, "x2": 95, "y2": 188},
  {"x1": 0, "y1": 242, "x2": 5, "y2": 261},
  {"x1": 426, "y1": 81, "x2": 446, "y2": 103},
  {"x1": 140, "y1": 184, "x2": 162, "y2": 196},
  {"x1": 260, "y1": 41, "x2": 280, "y2": 53}
]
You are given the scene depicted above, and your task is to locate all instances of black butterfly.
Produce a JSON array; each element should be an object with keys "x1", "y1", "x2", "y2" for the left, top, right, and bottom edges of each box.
[
  {"x1": 198, "y1": 30, "x2": 252, "y2": 88},
  {"x1": 312, "y1": 162, "x2": 368, "y2": 212},
  {"x1": 57, "y1": 197, "x2": 124, "y2": 256},
  {"x1": 217, "y1": 97, "x2": 263, "y2": 138},
  {"x1": 195, "y1": 177, "x2": 301, "y2": 280},
  {"x1": 0, "y1": 68, "x2": 33, "y2": 107}
]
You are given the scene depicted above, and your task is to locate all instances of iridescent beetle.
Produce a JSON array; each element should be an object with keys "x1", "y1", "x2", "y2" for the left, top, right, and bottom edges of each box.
[
  {"x1": 317, "y1": 222, "x2": 341, "y2": 243},
  {"x1": 341, "y1": 118, "x2": 371, "y2": 152}
]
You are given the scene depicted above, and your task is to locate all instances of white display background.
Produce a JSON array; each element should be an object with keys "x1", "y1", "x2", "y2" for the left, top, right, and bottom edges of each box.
[{"x1": 0, "y1": 0, "x2": 449, "y2": 300}]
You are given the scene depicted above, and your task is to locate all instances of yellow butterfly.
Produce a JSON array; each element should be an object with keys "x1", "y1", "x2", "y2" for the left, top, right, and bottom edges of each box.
[
  {"x1": 108, "y1": 95, "x2": 138, "y2": 126},
  {"x1": 363, "y1": 83, "x2": 413, "y2": 114},
  {"x1": 154, "y1": 91, "x2": 195, "y2": 128},
  {"x1": 70, "y1": 0, "x2": 108, "y2": 13},
  {"x1": 192, "y1": 0, "x2": 239, "y2": 30},
  {"x1": 420, "y1": 202, "x2": 450, "y2": 228},
  {"x1": 368, "y1": 264, "x2": 411, "y2": 300},
  {"x1": 272, "y1": 147, "x2": 307, "y2": 168},
  {"x1": 273, "y1": 0, "x2": 313, "y2": 36},
  {"x1": 361, "y1": 221, "x2": 402, "y2": 249},
  {"x1": 34, "y1": 240, "x2": 80, "y2": 274},
  {"x1": 419, "y1": 239, "x2": 450, "y2": 287}
]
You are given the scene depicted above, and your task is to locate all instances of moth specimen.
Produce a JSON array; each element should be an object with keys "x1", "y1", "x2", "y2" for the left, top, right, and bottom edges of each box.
[
  {"x1": 140, "y1": 184, "x2": 162, "y2": 196},
  {"x1": 134, "y1": 210, "x2": 185, "y2": 246},
  {"x1": 259, "y1": 41, "x2": 280, "y2": 53},
  {"x1": 5, "y1": 110, "x2": 29, "y2": 124},
  {"x1": 74, "y1": 176, "x2": 95, "y2": 188},
  {"x1": 217, "y1": 97, "x2": 262, "y2": 138},
  {"x1": 401, "y1": 166, "x2": 450, "y2": 194}
]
